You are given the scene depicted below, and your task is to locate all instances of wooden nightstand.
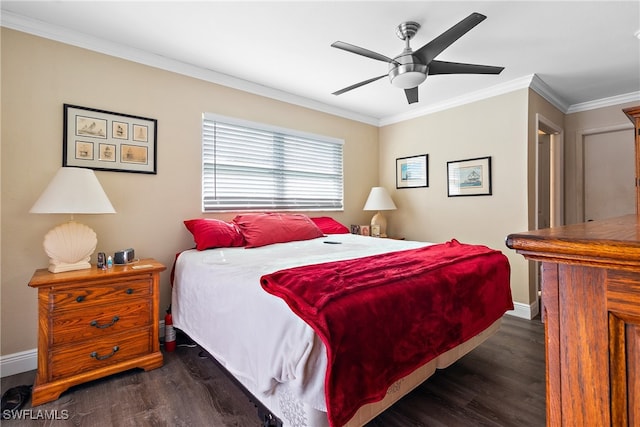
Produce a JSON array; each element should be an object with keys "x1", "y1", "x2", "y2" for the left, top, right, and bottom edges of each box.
[{"x1": 28, "y1": 259, "x2": 166, "y2": 406}]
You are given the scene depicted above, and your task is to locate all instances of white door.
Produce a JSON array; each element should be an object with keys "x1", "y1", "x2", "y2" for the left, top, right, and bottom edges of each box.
[{"x1": 584, "y1": 129, "x2": 636, "y2": 221}]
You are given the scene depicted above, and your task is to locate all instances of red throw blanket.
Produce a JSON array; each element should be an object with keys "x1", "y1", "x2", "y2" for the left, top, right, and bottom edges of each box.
[{"x1": 260, "y1": 239, "x2": 513, "y2": 427}]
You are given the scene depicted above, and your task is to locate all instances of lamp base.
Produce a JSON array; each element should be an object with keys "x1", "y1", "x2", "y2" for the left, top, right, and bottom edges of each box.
[
  {"x1": 42, "y1": 221, "x2": 97, "y2": 273},
  {"x1": 370, "y1": 211, "x2": 388, "y2": 238},
  {"x1": 48, "y1": 260, "x2": 92, "y2": 273}
]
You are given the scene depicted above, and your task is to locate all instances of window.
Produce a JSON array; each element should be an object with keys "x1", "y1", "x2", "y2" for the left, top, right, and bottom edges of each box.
[{"x1": 202, "y1": 113, "x2": 344, "y2": 212}]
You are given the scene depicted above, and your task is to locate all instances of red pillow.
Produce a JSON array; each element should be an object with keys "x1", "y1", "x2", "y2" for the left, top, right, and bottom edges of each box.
[
  {"x1": 310, "y1": 216, "x2": 349, "y2": 234},
  {"x1": 233, "y1": 213, "x2": 324, "y2": 248},
  {"x1": 184, "y1": 218, "x2": 245, "y2": 250}
]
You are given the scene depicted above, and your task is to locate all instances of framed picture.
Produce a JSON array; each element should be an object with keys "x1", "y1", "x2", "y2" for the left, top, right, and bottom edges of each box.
[
  {"x1": 447, "y1": 156, "x2": 492, "y2": 197},
  {"x1": 350, "y1": 224, "x2": 361, "y2": 235},
  {"x1": 371, "y1": 224, "x2": 381, "y2": 237},
  {"x1": 63, "y1": 104, "x2": 157, "y2": 174},
  {"x1": 359, "y1": 225, "x2": 371, "y2": 236},
  {"x1": 396, "y1": 154, "x2": 428, "y2": 189}
]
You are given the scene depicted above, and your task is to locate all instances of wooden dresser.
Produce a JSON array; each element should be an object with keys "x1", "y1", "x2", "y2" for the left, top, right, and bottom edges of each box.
[
  {"x1": 28, "y1": 259, "x2": 166, "y2": 406},
  {"x1": 506, "y1": 215, "x2": 640, "y2": 426}
]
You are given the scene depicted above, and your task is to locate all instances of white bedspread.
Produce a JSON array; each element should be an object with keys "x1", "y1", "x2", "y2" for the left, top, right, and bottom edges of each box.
[{"x1": 171, "y1": 234, "x2": 429, "y2": 412}]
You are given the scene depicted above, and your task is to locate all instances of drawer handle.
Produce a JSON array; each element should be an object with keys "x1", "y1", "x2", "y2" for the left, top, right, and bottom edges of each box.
[
  {"x1": 90, "y1": 316, "x2": 120, "y2": 329},
  {"x1": 125, "y1": 288, "x2": 134, "y2": 295},
  {"x1": 90, "y1": 346, "x2": 119, "y2": 361},
  {"x1": 76, "y1": 296, "x2": 86, "y2": 303}
]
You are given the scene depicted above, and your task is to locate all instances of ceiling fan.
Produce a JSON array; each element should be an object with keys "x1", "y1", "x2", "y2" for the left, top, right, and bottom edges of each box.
[{"x1": 331, "y1": 12, "x2": 504, "y2": 104}]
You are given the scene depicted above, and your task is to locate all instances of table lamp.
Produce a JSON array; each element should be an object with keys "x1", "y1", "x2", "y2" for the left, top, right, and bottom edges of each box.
[
  {"x1": 363, "y1": 186, "x2": 397, "y2": 237},
  {"x1": 30, "y1": 167, "x2": 116, "y2": 273}
]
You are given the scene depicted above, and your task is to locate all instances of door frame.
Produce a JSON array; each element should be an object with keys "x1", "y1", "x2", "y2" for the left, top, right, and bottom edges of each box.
[
  {"x1": 536, "y1": 114, "x2": 564, "y2": 228},
  {"x1": 533, "y1": 114, "x2": 564, "y2": 317}
]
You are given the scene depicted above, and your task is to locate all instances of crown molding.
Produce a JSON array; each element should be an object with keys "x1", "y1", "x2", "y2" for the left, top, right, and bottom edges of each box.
[
  {"x1": 524, "y1": 75, "x2": 639, "y2": 114},
  {"x1": 566, "y1": 91, "x2": 640, "y2": 114},
  {"x1": 379, "y1": 75, "x2": 537, "y2": 126},
  {"x1": 0, "y1": 11, "x2": 380, "y2": 126},
  {"x1": 528, "y1": 74, "x2": 570, "y2": 113}
]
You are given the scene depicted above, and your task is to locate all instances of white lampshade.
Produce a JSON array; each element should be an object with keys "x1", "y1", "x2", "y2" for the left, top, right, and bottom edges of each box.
[
  {"x1": 30, "y1": 167, "x2": 116, "y2": 273},
  {"x1": 363, "y1": 187, "x2": 397, "y2": 211},
  {"x1": 363, "y1": 187, "x2": 397, "y2": 237},
  {"x1": 30, "y1": 167, "x2": 116, "y2": 214}
]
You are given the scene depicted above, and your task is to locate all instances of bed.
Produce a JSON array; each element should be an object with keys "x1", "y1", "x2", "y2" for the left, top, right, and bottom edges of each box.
[{"x1": 171, "y1": 214, "x2": 513, "y2": 427}]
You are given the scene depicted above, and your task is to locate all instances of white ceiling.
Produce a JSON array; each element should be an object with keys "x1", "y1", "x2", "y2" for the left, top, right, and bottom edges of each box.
[{"x1": 2, "y1": 1, "x2": 639, "y2": 125}]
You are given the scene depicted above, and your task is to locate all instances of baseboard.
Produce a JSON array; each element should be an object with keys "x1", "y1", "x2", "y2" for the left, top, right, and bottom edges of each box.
[
  {"x1": 0, "y1": 348, "x2": 37, "y2": 378},
  {"x1": 507, "y1": 300, "x2": 539, "y2": 320}
]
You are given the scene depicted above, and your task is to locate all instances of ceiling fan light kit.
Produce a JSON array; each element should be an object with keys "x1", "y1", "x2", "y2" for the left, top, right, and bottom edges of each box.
[
  {"x1": 331, "y1": 12, "x2": 504, "y2": 104},
  {"x1": 389, "y1": 66, "x2": 427, "y2": 89}
]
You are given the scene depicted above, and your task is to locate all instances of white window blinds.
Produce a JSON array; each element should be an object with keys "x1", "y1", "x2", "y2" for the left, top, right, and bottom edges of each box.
[{"x1": 202, "y1": 114, "x2": 344, "y2": 212}]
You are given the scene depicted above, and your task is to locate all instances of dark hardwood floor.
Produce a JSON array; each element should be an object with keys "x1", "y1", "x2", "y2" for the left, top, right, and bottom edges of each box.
[
  {"x1": 1, "y1": 315, "x2": 545, "y2": 426},
  {"x1": 366, "y1": 315, "x2": 546, "y2": 427}
]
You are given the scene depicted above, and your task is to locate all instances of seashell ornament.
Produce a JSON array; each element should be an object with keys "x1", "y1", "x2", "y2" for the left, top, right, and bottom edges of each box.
[{"x1": 43, "y1": 221, "x2": 97, "y2": 273}]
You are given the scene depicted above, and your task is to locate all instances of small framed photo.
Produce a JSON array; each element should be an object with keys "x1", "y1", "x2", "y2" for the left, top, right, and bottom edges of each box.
[
  {"x1": 112, "y1": 121, "x2": 129, "y2": 140},
  {"x1": 371, "y1": 224, "x2": 381, "y2": 237},
  {"x1": 63, "y1": 104, "x2": 157, "y2": 174},
  {"x1": 132, "y1": 124, "x2": 149, "y2": 142},
  {"x1": 350, "y1": 224, "x2": 361, "y2": 235},
  {"x1": 121, "y1": 144, "x2": 148, "y2": 164},
  {"x1": 447, "y1": 156, "x2": 492, "y2": 197},
  {"x1": 396, "y1": 154, "x2": 428, "y2": 189},
  {"x1": 99, "y1": 143, "x2": 117, "y2": 162},
  {"x1": 360, "y1": 225, "x2": 371, "y2": 236},
  {"x1": 74, "y1": 141, "x2": 94, "y2": 160}
]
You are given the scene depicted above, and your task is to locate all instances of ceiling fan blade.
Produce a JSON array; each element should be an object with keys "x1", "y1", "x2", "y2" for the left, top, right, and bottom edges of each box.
[
  {"x1": 331, "y1": 41, "x2": 398, "y2": 64},
  {"x1": 429, "y1": 60, "x2": 504, "y2": 75},
  {"x1": 332, "y1": 74, "x2": 388, "y2": 96},
  {"x1": 414, "y1": 12, "x2": 487, "y2": 64},
  {"x1": 404, "y1": 87, "x2": 419, "y2": 104}
]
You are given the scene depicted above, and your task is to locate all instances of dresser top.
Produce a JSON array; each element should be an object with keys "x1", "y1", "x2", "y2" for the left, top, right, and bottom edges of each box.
[
  {"x1": 506, "y1": 214, "x2": 640, "y2": 268},
  {"x1": 28, "y1": 258, "x2": 166, "y2": 288}
]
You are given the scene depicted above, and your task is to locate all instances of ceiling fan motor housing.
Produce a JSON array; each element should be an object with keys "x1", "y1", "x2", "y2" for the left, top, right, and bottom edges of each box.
[
  {"x1": 389, "y1": 21, "x2": 427, "y2": 89},
  {"x1": 389, "y1": 50, "x2": 427, "y2": 89}
]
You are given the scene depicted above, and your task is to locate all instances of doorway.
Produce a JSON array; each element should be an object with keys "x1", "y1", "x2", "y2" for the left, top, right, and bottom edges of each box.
[
  {"x1": 535, "y1": 114, "x2": 563, "y2": 317},
  {"x1": 537, "y1": 131, "x2": 551, "y2": 229},
  {"x1": 536, "y1": 114, "x2": 564, "y2": 230}
]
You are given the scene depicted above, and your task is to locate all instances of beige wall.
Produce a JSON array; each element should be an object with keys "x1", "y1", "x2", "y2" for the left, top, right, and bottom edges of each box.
[
  {"x1": 0, "y1": 28, "x2": 379, "y2": 356},
  {"x1": 378, "y1": 89, "x2": 532, "y2": 305}
]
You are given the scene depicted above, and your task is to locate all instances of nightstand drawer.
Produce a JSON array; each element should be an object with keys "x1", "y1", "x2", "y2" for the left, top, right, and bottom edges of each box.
[
  {"x1": 51, "y1": 300, "x2": 152, "y2": 346},
  {"x1": 49, "y1": 279, "x2": 151, "y2": 311},
  {"x1": 49, "y1": 328, "x2": 152, "y2": 381}
]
